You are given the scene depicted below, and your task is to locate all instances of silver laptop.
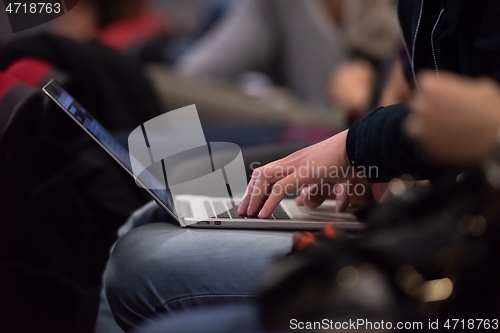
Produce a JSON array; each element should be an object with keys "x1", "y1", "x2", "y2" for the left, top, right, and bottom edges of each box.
[{"x1": 43, "y1": 80, "x2": 364, "y2": 230}]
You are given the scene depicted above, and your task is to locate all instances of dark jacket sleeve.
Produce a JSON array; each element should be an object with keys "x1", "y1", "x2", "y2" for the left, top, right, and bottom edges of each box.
[{"x1": 346, "y1": 104, "x2": 443, "y2": 183}]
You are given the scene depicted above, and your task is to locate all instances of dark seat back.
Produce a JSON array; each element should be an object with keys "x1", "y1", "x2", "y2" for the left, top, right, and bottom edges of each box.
[{"x1": 0, "y1": 59, "x2": 149, "y2": 331}]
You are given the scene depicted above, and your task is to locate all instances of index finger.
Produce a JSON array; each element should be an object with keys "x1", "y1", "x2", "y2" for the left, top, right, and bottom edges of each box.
[
  {"x1": 258, "y1": 173, "x2": 307, "y2": 218},
  {"x1": 238, "y1": 175, "x2": 258, "y2": 215},
  {"x1": 239, "y1": 162, "x2": 289, "y2": 216}
]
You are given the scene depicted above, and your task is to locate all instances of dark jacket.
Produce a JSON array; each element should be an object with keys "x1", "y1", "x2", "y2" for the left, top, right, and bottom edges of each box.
[{"x1": 347, "y1": 0, "x2": 500, "y2": 182}]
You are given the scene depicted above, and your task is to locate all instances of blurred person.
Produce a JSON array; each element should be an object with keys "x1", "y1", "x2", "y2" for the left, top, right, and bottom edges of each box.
[
  {"x1": 164, "y1": 0, "x2": 235, "y2": 63},
  {"x1": 52, "y1": 0, "x2": 169, "y2": 52},
  {"x1": 379, "y1": 56, "x2": 412, "y2": 106},
  {"x1": 105, "y1": 1, "x2": 500, "y2": 331},
  {"x1": 408, "y1": 71, "x2": 500, "y2": 167},
  {"x1": 176, "y1": 0, "x2": 400, "y2": 110}
]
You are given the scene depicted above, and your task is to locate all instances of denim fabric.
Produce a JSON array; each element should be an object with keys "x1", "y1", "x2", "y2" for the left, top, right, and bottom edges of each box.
[
  {"x1": 137, "y1": 303, "x2": 260, "y2": 333},
  {"x1": 104, "y1": 202, "x2": 293, "y2": 331}
]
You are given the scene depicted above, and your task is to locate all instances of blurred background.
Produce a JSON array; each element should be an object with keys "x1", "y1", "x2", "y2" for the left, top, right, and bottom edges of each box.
[{"x1": 1, "y1": 0, "x2": 403, "y2": 148}]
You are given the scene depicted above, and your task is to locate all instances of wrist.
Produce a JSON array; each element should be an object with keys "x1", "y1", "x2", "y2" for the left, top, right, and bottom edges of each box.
[
  {"x1": 346, "y1": 121, "x2": 361, "y2": 168},
  {"x1": 337, "y1": 130, "x2": 351, "y2": 168}
]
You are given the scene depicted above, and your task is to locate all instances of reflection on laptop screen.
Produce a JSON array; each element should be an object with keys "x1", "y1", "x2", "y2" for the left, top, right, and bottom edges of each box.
[{"x1": 43, "y1": 81, "x2": 176, "y2": 217}]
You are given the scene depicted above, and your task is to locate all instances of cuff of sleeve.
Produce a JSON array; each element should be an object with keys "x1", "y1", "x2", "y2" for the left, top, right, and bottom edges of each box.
[{"x1": 346, "y1": 120, "x2": 361, "y2": 168}]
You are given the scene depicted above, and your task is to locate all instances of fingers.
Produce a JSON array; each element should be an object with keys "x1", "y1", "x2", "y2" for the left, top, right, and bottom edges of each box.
[
  {"x1": 334, "y1": 180, "x2": 375, "y2": 212},
  {"x1": 239, "y1": 162, "x2": 290, "y2": 216},
  {"x1": 239, "y1": 131, "x2": 352, "y2": 217},
  {"x1": 335, "y1": 183, "x2": 350, "y2": 212},
  {"x1": 298, "y1": 184, "x2": 335, "y2": 210},
  {"x1": 371, "y1": 183, "x2": 389, "y2": 202},
  {"x1": 295, "y1": 194, "x2": 305, "y2": 206},
  {"x1": 297, "y1": 180, "x2": 375, "y2": 213},
  {"x1": 243, "y1": 176, "x2": 374, "y2": 217},
  {"x1": 246, "y1": 173, "x2": 271, "y2": 216},
  {"x1": 238, "y1": 174, "x2": 257, "y2": 215},
  {"x1": 258, "y1": 175, "x2": 305, "y2": 218}
]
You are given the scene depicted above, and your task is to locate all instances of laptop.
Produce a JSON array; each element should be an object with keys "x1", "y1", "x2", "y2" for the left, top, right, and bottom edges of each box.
[{"x1": 43, "y1": 80, "x2": 364, "y2": 230}]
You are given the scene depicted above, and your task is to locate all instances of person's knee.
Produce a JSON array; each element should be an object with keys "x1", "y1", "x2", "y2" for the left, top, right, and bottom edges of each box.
[{"x1": 104, "y1": 224, "x2": 293, "y2": 329}]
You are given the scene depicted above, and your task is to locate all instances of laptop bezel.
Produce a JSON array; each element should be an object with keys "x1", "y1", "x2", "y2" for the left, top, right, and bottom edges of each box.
[{"x1": 42, "y1": 80, "x2": 181, "y2": 224}]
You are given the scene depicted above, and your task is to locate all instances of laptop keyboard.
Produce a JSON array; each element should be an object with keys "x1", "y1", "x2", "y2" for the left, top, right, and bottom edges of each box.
[
  {"x1": 176, "y1": 200, "x2": 193, "y2": 218},
  {"x1": 212, "y1": 201, "x2": 230, "y2": 218},
  {"x1": 176, "y1": 200, "x2": 291, "y2": 220},
  {"x1": 271, "y1": 205, "x2": 291, "y2": 219},
  {"x1": 208, "y1": 201, "x2": 290, "y2": 220}
]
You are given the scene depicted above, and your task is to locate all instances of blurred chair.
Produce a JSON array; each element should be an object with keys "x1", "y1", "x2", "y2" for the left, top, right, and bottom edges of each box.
[
  {"x1": 148, "y1": 65, "x2": 347, "y2": 130},
  {"x1": 0, "y1": 7, "x2": 174, "y2": 331},
  {"x1": 175, "y1": 0, "x2": 401, "y2": 110},
  {"x1": 147, "y1": 65, "x2": 348, "y2": 150},
  {"x1": 3, "y1": 58, "x2": 57, "y2": 88},
  {"x1": 0, "y1": 72, "x2": 98, "y2": 333},
  {"x1": 0, "y1": 51, "x2": 150, "y2": 332}
]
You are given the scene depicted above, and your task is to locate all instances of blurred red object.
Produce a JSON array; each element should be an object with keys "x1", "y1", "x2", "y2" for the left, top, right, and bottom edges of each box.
[
  {"x1": 0, "y1": 72, "x2": 21, "y2": 99},
  {"x1": 97, "y1": 12, "x2": 169, "y2": 50},
  {"x1": 5, "y1": 58, "x2": 54, "y2": 87}
]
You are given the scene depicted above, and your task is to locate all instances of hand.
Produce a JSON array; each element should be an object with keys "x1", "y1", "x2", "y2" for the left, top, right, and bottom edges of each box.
[
  {"x1": 379, "y1": 58, "x2": 411, "y2": 106},
  {"x1": 238, "y1": 130, "x2": 369, "y2": 218},
  {"x1": 295, "y1": 177, "x2": 375, "y2": 212},
  {"x1": 328, "y1": 59, "x2": 376, "y2": 110},
  {"x1": 407, "y1": 71, "x2": 500, "y2": 167}
]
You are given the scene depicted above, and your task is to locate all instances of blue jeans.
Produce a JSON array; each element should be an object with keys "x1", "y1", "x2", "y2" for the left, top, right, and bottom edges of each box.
[
  {"x1": 138, "y1": 303, "x2": 260, "y2": 333},
  {"x1": 104, "y1": 202, "x2": 294, "y2": 331}
]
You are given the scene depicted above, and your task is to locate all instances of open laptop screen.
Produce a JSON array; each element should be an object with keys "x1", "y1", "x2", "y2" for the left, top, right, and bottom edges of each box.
[{"x1": 43, "y1": 80, "x2": 177, "y2": 219}]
